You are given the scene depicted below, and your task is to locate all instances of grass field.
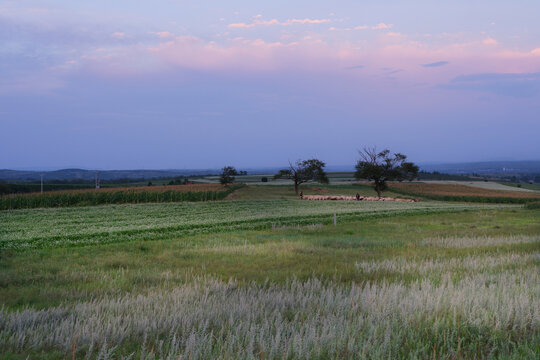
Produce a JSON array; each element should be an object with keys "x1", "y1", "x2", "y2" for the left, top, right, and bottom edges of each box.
[{"x1": 1, "y1": 184, "x2": 539, "y2": 359}]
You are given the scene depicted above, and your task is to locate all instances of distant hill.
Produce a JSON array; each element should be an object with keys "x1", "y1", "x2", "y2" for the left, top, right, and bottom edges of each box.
[
  {"x1": 1, "y1": 161, "x2": 539, "y2": 182},
  {"x1": 0, "y1": 169, "x2": 219, "y2": 182}
]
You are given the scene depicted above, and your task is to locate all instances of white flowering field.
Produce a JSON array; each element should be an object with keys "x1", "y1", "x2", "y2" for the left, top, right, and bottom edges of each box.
[{"x1": 1, "y1": 200, "x2": 505, "y2": 250}]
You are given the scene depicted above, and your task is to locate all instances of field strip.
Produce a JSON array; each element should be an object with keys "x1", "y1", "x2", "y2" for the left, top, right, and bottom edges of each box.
[
  {"x1": 0, "y1": 201, "x2": 511, "y2": 250},
  {"x1": 420, "y1": 234, "x2": 540, "y2": 248},
  {"x1": 355, "y1": 252, "x2": 540, "y2": 275},
  {"x1": 424, "y1": 180, "x2": 539, "y2": 193}
]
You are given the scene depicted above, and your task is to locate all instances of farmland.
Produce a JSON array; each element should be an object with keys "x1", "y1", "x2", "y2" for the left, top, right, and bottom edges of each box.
[
  {"x1": 0, "y1": 198, "x2": 491, "y2": 250},
  {"x1": 389, "y1": 181, "x2": 540, "y2": 203},
  {"x1": 0, "y1": 183, "x2": 539, "y2": 359},
  {"x1": 0, "y1": 184, "x2": 235, "y2": 210}
]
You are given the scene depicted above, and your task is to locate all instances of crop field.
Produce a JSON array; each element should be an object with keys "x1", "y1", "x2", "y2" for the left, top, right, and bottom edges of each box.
[
  {"x1": 0, "y1": 184, "x2": 539, "y2": 359},
  {"x1": 0, "y1": 184, "x2": 235, "y2": 210},
  {"x1": 389, "y1": 181, "x2": 540, "y2": 203},
  {"x1": 0, "y1": 199, "x2": 502, "y2": 251}
]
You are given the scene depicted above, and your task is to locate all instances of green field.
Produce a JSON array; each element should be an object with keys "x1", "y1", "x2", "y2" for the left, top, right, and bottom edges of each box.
[{"x1": 0, "y1": 185, "x2": 539, "y2": 359}]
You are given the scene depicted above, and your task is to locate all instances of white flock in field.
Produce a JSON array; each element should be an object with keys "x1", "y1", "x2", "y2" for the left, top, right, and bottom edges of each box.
[{"x1": 302, "y1": 194, "x2": 416, "y2": 202}]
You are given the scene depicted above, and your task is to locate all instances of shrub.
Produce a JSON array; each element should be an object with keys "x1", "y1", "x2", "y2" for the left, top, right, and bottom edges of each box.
[{"x1": 524, "y1": 201, "x2": 540, "y2": 209}]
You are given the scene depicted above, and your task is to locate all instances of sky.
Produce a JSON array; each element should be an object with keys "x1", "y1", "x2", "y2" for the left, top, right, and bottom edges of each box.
[{"x1": 1, "y1": 0, "x2": 540, "y2": 170}]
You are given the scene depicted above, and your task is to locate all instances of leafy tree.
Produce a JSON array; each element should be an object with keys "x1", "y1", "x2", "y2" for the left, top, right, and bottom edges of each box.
[
  {"x1": 220, "y1": 166, "x2": 238, "y2": 186},
  {"x1": 274, "y1": 159, "x2": 329, "y2": 194},
  {"x1": 355, "y1": 147, "x2": 418, "y2": 197}
]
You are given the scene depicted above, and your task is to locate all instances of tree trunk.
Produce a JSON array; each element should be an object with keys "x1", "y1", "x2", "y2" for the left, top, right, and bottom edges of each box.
[
  {"x1": 294, "y1": 181, "x2": 299, "y2": 194},
  {"x1": 375, "y1": 183, "x2": 381, "y2": 198}
]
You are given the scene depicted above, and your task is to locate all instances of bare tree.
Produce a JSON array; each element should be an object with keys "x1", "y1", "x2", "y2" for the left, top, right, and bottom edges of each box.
[{"x1": 355, "y1": 147, "x2": 418, "y2": 197}]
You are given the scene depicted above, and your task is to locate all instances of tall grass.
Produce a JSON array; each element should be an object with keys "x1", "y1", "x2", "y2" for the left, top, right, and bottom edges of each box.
[
  {"x1": 0, "y1": 185, "x2": 241, "y2": 210},
  {"x1": 1, "y1": 266, "x2": 538, "y2": 359}
]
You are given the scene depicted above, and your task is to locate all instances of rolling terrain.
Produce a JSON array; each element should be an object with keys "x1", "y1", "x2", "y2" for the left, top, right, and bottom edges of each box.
[{"x1": 0, "y1": 183, "x2": 539, "y2": 359}]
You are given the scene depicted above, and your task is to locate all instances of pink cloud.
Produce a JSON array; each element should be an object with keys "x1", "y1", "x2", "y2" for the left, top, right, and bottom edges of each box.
[
  {"x1": 285, "y1": 18, "x2": 330, "y2": 25},
  {"x1": 228, "y1": 22, "x2": 255, "y2": 29},
  {"x1": 228, "y1": 17, "x2": 329, "y2": 29},
  {"x1": 483, "y1": 38, "x2": 498, "y2": 45},
  {"x1": 110, "y1": 32, "x2": 126, "y2": 39},
  {"x1": 372, "y1": 23, "x2": 392, "y2": 30},
  {"x1": 148, "y1": 36, "x2": 305, "y2": 72},
  {"x1": 74, "y1": 31, "x2": 540, "y2": 87},
  {"x1": 150, "y1": 31, "x2": 174, "y2": 38}
]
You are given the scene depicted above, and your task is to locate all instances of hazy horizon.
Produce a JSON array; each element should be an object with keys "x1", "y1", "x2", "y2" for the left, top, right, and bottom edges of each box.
[
  {"x1": 4, "y1": 159, "x2": 540, "y2": 173},
  {"x1": 2, "y1": 1, "x2": 540, "y2": 169}
]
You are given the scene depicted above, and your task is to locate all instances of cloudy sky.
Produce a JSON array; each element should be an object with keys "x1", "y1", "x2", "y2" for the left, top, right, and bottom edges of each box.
[{"x1": 1, "y1": 0, "x2": 539, "y2": 169}]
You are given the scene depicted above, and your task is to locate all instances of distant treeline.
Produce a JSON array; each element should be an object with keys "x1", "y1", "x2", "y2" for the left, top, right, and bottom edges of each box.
[
  {"x1": 0, "y1": 176, "x2": 197, "y2": 195},
  {"x1": 496, "y1": 174, "x2": 540, "y2": 183},
  {"x1": 0, "y1": 183, "x2": 96, "y2": 195},
  {"x1": 4, "y1": 176, "x2": 192, "y2": 185}
]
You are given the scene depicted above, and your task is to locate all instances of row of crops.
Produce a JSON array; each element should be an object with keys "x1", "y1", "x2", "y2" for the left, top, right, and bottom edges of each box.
[
  {"x1": 1, "y1": 200, "x2": 505, "y2": 250},
  {"x1": 0, "y1": 185, "x2": 240, "y2": 210}
]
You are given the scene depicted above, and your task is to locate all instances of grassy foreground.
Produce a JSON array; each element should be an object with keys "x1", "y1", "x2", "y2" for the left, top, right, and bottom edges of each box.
[
  {"x1": 1, "y1": 181, "x2": 540, "y2": 359},
  {"x1": 1, "y1": 197, "x2": 539, "y2": 358}
]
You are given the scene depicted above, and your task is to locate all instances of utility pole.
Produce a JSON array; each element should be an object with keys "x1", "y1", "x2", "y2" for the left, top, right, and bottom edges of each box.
[{"x1": 40, "y1": 173, "x2": 44, "y2": 194}]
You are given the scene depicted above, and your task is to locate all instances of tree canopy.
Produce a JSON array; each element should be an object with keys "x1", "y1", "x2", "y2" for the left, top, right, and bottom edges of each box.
[
  {"x1": 274, "y1": 159, "x2": 329, "y2": 194},
  {"x1": 355, "y1": 148, "x2": 418, "y2": 197},
  {"x1": 220, "y1": 166, "x2": 238, "y2": 186}
]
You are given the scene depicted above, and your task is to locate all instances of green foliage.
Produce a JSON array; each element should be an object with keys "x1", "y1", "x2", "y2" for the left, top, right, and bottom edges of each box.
[
  {"x1": 220, "y1": 166, "x2": 238, "y2": 185},
  {"x1": 168, "y1": 177, "x2": 188, "y2": 185},
  {"x1": 274, "y1": 159, "x2": 329, "y2": 193},
  {"x1": 355, "y1": 148, "x2": 419, "y2": 197},
  {"x1": 524, "y1": 201, "x2": 540, "y2": 209}
]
